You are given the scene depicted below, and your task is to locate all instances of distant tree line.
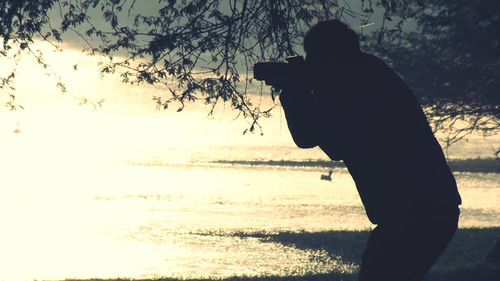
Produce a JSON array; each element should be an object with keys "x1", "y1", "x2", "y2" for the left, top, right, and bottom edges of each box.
[{"x1": 0, "y1": 0, "x2": 498, "y2": 146}]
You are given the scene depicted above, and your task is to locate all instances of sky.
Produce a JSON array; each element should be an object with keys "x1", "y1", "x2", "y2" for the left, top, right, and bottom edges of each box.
[
  {"x1": 0, "y1": 38, "x2": 305, "y2": 168},
  {"x1": 0, "y1": 0, "x2": 422, "y2": 164},
  {"x1": 32, "y1": 0, "x2": 388, "y2": 110},
  {"x1": 45, "y1": 0, "x2": 393, "y2": 52}
]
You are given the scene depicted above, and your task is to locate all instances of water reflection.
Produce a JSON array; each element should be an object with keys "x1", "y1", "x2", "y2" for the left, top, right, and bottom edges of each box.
[{"x1": 0, "y1": 162, "x2": 498, "y2": 280}]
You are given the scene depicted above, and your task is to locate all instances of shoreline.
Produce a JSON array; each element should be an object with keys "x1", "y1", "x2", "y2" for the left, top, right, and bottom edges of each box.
[{"x1": 208, "y1": 158, "x2": 500, "y2": 174}]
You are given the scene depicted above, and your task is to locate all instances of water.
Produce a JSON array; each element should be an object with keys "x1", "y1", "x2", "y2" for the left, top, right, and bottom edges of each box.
[
  {"x1": 0, "y1": 163, "x2": 498, "y2": 280},
  {"x1": 0, "y1": 41, "x2": 497, "y2": 280},
  {"x1": 0, "y1": 103, "x2": 498, "y2": 280},
  {"x1": 0, "y1": 77, "x2": 500, "y2": 281}
]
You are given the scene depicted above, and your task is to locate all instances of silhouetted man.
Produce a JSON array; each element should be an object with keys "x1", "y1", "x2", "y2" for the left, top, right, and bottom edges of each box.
[{"x1": 277, "y1": 20, "x2": 462, "y2": 281}]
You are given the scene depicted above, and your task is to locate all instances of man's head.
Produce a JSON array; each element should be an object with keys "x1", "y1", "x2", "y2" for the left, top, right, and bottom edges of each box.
[{"x1": 304, "y1": 20, "x2": 360, "y2": 62}]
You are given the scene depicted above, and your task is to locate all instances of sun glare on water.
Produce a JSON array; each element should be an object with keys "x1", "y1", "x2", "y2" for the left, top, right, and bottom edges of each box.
[
  {"x1": 0, "y1": 42, "x2": 343, "y2": 281},
  {"x1": 0, "y1": 42, "x2": 498, "y2": 281}
]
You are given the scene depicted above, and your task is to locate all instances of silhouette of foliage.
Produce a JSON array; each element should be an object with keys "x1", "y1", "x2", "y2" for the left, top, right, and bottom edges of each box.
[
  {"x1": 365, "y1": 0, "x2": 500, "y2": 146},
  {"x1": 0, "y1": 0, "x2": 498, "y2": 140}
]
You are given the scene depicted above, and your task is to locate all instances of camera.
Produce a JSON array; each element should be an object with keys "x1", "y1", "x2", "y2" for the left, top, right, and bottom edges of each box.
[{"x1": 253, "y1": 55, "x2": 307, "y2": 89}]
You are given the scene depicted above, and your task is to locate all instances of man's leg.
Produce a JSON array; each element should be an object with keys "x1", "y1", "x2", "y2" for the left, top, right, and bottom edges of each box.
[{"x1": 359, "y1": 214, "x2": 459, "y2": 281}]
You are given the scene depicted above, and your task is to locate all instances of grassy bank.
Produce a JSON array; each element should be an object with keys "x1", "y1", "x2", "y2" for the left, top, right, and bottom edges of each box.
[
  {"x1": 448, "y1": 158, "x2": 500, "y2": 173},
  {"x1": 64, "y1": 227, "x2": 500, "y2": 281},
  {"x1": 211, "y1": 158, "x2": 500, "y2": 173},
  {"x1": 210, "y1": 159, "x2": 345, "y2": 169}
]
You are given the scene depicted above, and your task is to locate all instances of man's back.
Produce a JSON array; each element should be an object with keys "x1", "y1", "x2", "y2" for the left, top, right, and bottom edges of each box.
[{"x1": 312, "y1": 52, "x2": 461, "y2": 223}]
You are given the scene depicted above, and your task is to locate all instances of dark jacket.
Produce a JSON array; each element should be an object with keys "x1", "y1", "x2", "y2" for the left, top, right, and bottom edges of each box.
[{"x1": 280, "y1": 52, "x2": 462, "y2": 224}]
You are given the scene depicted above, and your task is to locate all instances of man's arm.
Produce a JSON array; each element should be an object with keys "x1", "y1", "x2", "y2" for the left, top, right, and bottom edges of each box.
[{"x1": 279, "y1": 86, "x2": 319, "y2": 148}]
